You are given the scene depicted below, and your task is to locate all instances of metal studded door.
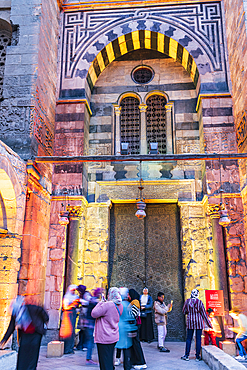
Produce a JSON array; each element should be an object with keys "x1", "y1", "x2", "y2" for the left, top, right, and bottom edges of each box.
[{"x1": 109, "y1": 203, "x2": 185, "y2": 341}]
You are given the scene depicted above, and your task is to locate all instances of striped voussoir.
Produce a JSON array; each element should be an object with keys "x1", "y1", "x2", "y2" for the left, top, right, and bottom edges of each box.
[{"x1": 87, "y1": 30, "x2": 199, "y2": 92}]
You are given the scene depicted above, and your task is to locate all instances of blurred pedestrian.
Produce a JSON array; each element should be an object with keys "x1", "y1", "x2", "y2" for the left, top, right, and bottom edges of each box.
[
  {"x1": 84, "y1": 288, "x2": 101, "y2": 365},
  {"x1": 181, "y1": 289, "x2": 212, "y2": 362},
  {"x1": 153, "y1": 291, "x2": 172, "y2": 352},
  {"x1": 140, "y1": 288, "x2": 154, "y2": 343},
  {"x1": 115, "y1": 287, "x2": 134, "y2": 370},
  {"x1": 92, "y1": 287, "x2": 123, "y2": 370},
  {"x1": 229, "y1": 309, "x2": 247, "y2": 361},
  {"x1": 0, "y1": 296, "x2": 49, "y2": 370},
  {"x1": 128, "y1": 288, "x2": 147, "y2": 370},
  {"x1": 76, "y1": 285, "x2": 88, "y2": 351},
  {"x1": 60, "y1": 284, "x2": 80, "y2": 354},
  {"x1": 204, "y1": 308, "x2": 221, "y2": 346}
]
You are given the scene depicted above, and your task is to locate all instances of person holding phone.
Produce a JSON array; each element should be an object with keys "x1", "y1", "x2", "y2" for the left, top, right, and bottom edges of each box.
[{"x1": 153, "y1": 292, "x2": 172, "y2": 352}]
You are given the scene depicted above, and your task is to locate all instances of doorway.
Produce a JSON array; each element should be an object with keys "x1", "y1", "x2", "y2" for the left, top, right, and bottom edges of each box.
[{"x1": 109, "y1": 203, "x2": 185, "y2": 341}]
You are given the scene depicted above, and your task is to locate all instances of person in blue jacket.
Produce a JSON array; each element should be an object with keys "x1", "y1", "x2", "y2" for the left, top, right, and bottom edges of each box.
[
  {"x1": 139, "y1": 287, "x2": 154, "y2": 343},
  {"x1": 115, "y1": 287, "x2": 135, "y2": 370}
]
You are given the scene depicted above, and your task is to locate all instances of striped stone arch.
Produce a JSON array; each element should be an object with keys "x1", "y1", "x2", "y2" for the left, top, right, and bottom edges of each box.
[{"x1": 86, "y1": 30, "x2": 199, "y2": 93}]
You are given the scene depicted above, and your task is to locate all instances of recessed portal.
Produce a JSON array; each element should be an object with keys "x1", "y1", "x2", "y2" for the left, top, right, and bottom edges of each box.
[{"x1": 109, "y1": 203, "x2": 185, "y2": 341}]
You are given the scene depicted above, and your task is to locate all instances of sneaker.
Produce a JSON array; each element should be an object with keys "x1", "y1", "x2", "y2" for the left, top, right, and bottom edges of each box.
[
  {"x1": 235, "y1": 355, "x2": 245, "y2": 361},
  {"x1": 196, "y1": 357, "x2": 202, "y2": 362},
  {"x1": 86, "y1": 359, "x2": 98, "y2": 365},
  {"x1": 133, "y1": 365, "x2": 147, "y2": 369},
  {"x1": 181, "y1": 355, "x2": 189, "y2": 361},
  {"x1": 160, "y1": 347, "x2": 170, "y2": 353},
  {"x1": 114, "y1": 358, "x2": 121, "y2": 366},
  {"x1": 82, "y1": 347, "x2": 87, "y2": 351}
]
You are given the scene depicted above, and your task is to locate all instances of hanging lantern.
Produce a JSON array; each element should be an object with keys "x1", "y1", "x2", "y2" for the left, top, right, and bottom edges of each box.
[
  {"x1": 59, "y1": 211, "x2": 69, "y2": 226},
  {"x1": 135, "y1": 200, "x2": 146, "y2": 219},
  {"x1": 219, "y1": 208, "x2": 230, "y2": 227}
]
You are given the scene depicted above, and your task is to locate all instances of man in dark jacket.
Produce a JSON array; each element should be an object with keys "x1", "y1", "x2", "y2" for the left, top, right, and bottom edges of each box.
[{"x1": 0, "y1": 296, "x2": 49, "y2": 370}]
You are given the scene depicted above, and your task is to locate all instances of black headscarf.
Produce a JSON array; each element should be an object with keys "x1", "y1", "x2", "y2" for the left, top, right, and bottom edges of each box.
[
  {"x1": 77, "y1": 285, "x2": 86, "y2": 299},
  {"x1": 129, "y1": 288, "x2": 140, "y2": 302}
]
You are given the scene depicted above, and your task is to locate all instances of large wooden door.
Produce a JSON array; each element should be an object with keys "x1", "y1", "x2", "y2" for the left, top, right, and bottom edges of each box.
[{"x1": 109, "y1": 203, "x2": 185, "y2": 341}]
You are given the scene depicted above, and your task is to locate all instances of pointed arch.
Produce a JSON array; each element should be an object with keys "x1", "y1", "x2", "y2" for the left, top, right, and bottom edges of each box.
[{"x1": 86, "y1": 31, "x2": 199, "y2": 93}]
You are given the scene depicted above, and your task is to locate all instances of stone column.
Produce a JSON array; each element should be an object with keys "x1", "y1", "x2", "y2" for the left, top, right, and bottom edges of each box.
[
  {"x1": 66, "y1": 206, "x2": 82, "y2": 290},
  {"x1": 208, "y1": 204, "x2": 229, "y2": 311},
  {"x1": 114, "y1": 105, "x2": 121, "y2": 155},
  {"x1": 139, "y1": 103, "x2": 147, "y2": 154},
  {"x1": 165, "y1": 102, "x2": 174, "y2": 154}
]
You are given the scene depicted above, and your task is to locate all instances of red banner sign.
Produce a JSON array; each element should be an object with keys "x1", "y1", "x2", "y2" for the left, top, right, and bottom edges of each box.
[{"x1": 205, "y1": 290, "x2": 224, "y2": 316}]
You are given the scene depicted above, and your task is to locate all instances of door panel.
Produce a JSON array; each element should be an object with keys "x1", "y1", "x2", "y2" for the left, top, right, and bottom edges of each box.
[{"x1": 109, "y1": 203, "x2": 185, "y2": 341}]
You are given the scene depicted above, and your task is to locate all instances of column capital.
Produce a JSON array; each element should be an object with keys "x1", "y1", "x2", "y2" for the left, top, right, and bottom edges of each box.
[
  {"x1": 207, "y1": 204, "x2": 221, "y2": 219},
  {"x1": 165, "y1": 102, "x2": 173, "y2": 112},
  {"x1": 113, "y1": 104, "x2": 121, "y2": 116},
  {"x1": 139, "y1": 103, "x2": 147, "y2": 113},
  {"x1": 67, "y1": 206, "x2": 83, "y2": 218}
]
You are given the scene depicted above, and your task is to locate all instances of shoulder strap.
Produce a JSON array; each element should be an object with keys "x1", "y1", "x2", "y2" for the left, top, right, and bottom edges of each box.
[{"x1": 114, "y1": 303, "x2": 121, "y2": 317}]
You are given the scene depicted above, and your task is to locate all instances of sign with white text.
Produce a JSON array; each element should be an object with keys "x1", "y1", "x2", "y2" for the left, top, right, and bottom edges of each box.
[{"x1": 205, "y1": 290, "x2": 224, "y2": 316}]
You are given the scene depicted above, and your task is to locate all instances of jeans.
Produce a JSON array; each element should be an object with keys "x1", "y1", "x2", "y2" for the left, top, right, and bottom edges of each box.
[
  {"x1": 236, "y1": 334, "x2": 247, "y2": 357},
  {"x1": 185, "y1": 329, "x2": 202, "y2": 359},
  {"x1": 86, "y1": 327, "x2": 94, "y2": 360}
]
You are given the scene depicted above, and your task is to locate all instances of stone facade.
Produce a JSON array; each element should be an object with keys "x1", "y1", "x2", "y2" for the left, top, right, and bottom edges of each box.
[{"x1": 0, "y1": 0, "x2": 247, "y2": 343}]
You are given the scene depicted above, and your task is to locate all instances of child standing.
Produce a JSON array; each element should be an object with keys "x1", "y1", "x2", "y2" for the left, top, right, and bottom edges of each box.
[{"x1": 204, "y1": 308, "x2": 221, "y2": 346}]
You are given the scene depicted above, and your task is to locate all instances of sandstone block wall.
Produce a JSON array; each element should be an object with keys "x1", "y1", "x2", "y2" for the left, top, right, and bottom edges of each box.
[{"x1": 0, "y1": 141, "x2": 26, "y2": 340}]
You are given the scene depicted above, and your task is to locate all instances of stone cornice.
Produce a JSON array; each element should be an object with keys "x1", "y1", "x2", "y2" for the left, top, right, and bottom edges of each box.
[{"x1": 62, "y1": 0, "x2": 218, "y2": 11}]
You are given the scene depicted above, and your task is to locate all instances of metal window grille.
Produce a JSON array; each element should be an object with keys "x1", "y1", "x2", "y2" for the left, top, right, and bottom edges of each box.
[
  {"x1": 146, "y1": 95, "x2": 167, "y2": 154},
  {"x1": 133, "y1": 67, "x2": 153, "y2": 84},
  {"x1": 120, "y1": 97, "x2": 140, "y2": 155}
]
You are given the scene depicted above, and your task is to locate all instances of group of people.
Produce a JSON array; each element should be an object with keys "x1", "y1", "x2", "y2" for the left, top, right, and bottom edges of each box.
[
  {"x1": 1, "y1": 286, "x2": 247, "y2": 369},
  {"x1": 60, "y1": 285, "x2": 173, "y2": 369}
]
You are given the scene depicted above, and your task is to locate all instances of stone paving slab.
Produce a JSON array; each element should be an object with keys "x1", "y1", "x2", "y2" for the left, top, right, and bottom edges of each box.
[{"x1": 37, "y1": 342, "x2": 211, "y2": 370}]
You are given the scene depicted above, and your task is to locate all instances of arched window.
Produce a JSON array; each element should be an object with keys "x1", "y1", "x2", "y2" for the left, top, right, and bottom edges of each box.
[
  {"x1": 146, "y1": 95, "x2": 167, "y2": 154},
  {"x1": 120, "y1": 96, "x2": 140, "y2": 155}
]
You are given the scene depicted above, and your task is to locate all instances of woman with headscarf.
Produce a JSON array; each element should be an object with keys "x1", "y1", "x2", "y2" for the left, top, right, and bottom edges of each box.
[
  {"x1": 76, "y1": 285, "x2": 87, "y2": 351},
  {"x1": 139, "y1": 287, "x2": 154, "y2": 343},
  {"x1": 60, "y1": 284, "x2": 80, "y2": 354},
  {"x1": 128, "y1": 289, "x2": 147, "y2": 370},
  {"x1": 84, "y1": 288, "x2": 102, "y2": 365},
  {"x1": 91, "y1": 287, "x2": 123, "y2": 370},
  {"x1": 181, "y1": 288, "x2": 212, "y2": 362},
  {"x1": 0, "y1": 296, "x2": 49, "y2": 370},
  {"x1": 115, "y1": 287, "x2": 135, "y2": 370}
]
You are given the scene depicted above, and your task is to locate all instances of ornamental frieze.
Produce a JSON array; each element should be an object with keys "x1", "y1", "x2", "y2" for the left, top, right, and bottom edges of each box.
[{"x1": 236, "y1": 111, "x2": 247, "y2": 151}]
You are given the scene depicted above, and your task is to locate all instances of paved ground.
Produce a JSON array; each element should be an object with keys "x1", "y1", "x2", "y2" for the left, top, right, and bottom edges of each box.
[{"x1": 37, "y1": 342, "x2": 211, "y2": 370}]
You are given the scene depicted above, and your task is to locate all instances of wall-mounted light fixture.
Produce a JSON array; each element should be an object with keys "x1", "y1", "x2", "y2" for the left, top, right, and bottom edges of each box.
[
  {"x1": 59, "y1": 190, "x2": 70, "y2": 226},
  {"x1": 135, "y1": 161, "x2": 146, "y2": 219},
  {"x1": 218, "y1": 159, "x2": 230, "y2": 227}
]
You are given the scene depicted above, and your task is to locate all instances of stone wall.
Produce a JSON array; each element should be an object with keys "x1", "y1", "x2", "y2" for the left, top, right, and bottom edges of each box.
[
  {"x1": 179, "y1": 200, "x2": 214, "y2": 303},
  {"x1": 0, "y1": 0, "x2": 60, "y2": 159},
  {"x1": 223, "y1": 0, "x2": 247, "y2": 249},
  {"x1": 0, "y1": 140, "x2": 26, "y2": 341}
]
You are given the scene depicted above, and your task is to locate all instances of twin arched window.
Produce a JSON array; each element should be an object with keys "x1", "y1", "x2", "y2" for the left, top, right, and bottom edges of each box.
[{"x1": 119, "y1": 94, "x2": 168, "y2": 155}]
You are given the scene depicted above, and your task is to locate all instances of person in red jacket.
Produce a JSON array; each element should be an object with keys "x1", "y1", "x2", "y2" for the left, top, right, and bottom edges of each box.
[{"x1": 181, "y1": 289, "x2": 212, "y2": 362}]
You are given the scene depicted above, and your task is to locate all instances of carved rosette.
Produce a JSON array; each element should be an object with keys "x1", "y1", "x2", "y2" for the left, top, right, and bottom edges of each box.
[
  {"x1": 67, "y1": 206, "x2": 83, "y2": 219},
  {"x1": 207, "y1": 204, "x2": 221, "y2": 219}
]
